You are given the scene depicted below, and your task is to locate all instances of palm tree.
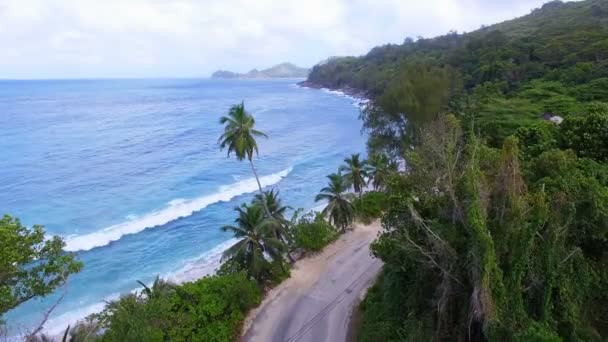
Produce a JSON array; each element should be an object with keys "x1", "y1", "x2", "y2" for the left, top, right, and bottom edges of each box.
[
  {"x1": 218, "y1": 102, "x2": 272, "y2": 216},
  {"x1": 366, "y1": 153, "x2": 398, "y2": 190},
  {"x1": 339, "y1": 153, "x2": 368, "y2": 197},
  {"x1": 136, "y1": 276, "x2": 176, "y2": 299},
  {"x1": 253, "y1": 189, "x2": 290, "y2": 222},
  {"x1": 221, "y1": 204, "x2": 286, "y2": 280},
  {"x1": 315, "y1": 173, "x2": 355, "y2": 232},
  {"x1": 253, "y1": 189, "x2": 295, "y2": 262}
]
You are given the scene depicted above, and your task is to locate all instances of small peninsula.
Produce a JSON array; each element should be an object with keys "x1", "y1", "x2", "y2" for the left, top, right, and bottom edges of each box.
[{"x1": 211, "y1": 62, "x2": 309, "y2": 79}]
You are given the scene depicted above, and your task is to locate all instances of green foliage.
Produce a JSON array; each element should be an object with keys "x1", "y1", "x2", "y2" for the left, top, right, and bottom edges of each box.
[
  {"x1": 308, "y1": 0, "x2": 608, "y2": 152},
  {"x1": 365, "y1": 153, "x2": 398, "y2": 190},
  {"x1": 0, "y1": 215, "x2": 82, "y2": 318},
  {"x1": 339, "y1": 153, "x2": 368, "y2": 195},
  {"x1": 95, "y1": 273, "x2": 261, "y2": 342},
  {"x1": 515, "y1": 121, "x2": 559, "y2": 159},
  {"x1": 559, "y1": 104, "x2": 608, "y2": 162},
  {"x1": 221, "y1": 203, "x2": 288, "y2": 284},
  {"x1": 315, "y1": 173, "x2": 356, "y2": 231},
  {"x1": 218, "y1": 102, "x2": 267, "y2": 162},
  {"x1": 291, "y1": 211, "x2": 338, "y2": 252},
  {"x1": 359, "y1": 115, "x2": 608, "y2": 340},
  {"x1": 352, "y1": 191, "x2": 388, "y2": 224}
]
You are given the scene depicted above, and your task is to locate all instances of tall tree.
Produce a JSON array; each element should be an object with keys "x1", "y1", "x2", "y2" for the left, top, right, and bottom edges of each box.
[
  {"x1": 253, "y1": 190, "x2": 295, "y2": 262},
  {"x1": 221, "y1": 204, "x2": 285, "y2": 281},
  {"x1": 253, "y1": 189, "x2": 290, "y2": 223},
  {"x1": 339, "y1": 153, "x2": 369, "y2": 197},
  {"x1": 315, "y1": 173, "x2": 355, "y2": 232},
  {"x1": 0, "y1": 215, "x2": 82, "y2": 318},
  {"x1": 218, "y1": 102, "x2": 271, "y2": 216},
  {"x1": 366, "y1": 153, "x2": 398, "y2": 190}
]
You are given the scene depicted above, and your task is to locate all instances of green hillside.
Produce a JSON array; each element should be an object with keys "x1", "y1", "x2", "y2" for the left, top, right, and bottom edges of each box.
[
  {"x1": 307, "y1": 0, "x2": 608, "y2": 151},
  {"x1": 306, "y1": 1, "x2": 608, "y2": 341}
]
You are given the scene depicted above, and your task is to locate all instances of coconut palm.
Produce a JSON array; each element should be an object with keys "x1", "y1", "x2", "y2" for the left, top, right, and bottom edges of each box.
[
  {"x1": 339, "y1": 153, "x2": 368, "y2": 197},
  {"x1": 253, "y1": 189, "x2": 295, "y2": 261},
  {"x1": 315, "y1": 173, "x2": 355, "y2": 232},
  {"x1": 136, "y1": 276, "x2": 176, "y2": 299},
  {"x1": 366, "y1": 153, "x2": 398, "y2": 190},
  {"x1": 218, "y1": 102, "x2": 271, "y2": 216},
  {"x1": 221, "y1": 204, "x2": 286, "y2": 280},
  {"x1": 253, "y1": 189, "x2": 290, "y2": 222}
]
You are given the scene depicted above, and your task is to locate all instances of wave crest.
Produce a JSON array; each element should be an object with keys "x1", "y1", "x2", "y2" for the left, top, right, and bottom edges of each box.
[{"x1": 64, "y1": 167, "x2": 293, "y2": 252}]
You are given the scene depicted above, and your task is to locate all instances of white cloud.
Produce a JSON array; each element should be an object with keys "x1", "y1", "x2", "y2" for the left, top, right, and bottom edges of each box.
[{"x1": 0, "y1": 0, "x2": 557, "y2": 78}]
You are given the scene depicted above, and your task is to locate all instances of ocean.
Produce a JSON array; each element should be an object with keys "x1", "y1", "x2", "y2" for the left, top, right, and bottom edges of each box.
[{"x1": 0, "y1": 78, "x2": 366, "y2": 335}]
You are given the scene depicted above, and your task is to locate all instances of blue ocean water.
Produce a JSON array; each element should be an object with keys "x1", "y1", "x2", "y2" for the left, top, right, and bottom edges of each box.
[{"x1": 0, "y1": 78, "x2": 366, "y2": 334}]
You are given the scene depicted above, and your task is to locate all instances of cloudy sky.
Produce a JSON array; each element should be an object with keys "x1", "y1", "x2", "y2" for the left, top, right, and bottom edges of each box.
[{"x1": 0, "y1": 0, "x2": 556, "y2": 79}]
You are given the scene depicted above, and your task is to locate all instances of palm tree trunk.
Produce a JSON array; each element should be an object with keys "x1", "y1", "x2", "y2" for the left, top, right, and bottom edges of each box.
[{"x1": 249, "y1": 158, "x2": 273, "y2": 218}]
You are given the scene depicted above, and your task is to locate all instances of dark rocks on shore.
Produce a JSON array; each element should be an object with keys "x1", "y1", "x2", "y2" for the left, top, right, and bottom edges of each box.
[{"x1": 296, "y1": 80, "x2": 370, "y2": 101}]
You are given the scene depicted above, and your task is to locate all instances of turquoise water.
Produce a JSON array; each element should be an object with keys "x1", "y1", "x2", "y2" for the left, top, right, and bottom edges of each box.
[{"x1": 0, "y1": 78, "x2": 366, "y2": 334}]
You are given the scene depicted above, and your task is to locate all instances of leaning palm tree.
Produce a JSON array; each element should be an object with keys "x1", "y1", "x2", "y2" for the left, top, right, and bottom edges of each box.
[
  {"x1": 366, "y1": 153, "x2": 398, "y2": 190},
  {"x1": 315, "y1": 173, "x2": 355, "y2": 232},
  {"x1": 221, "y1": 204, "x2": 286, "y2": 281},
  {"x1": 339, "y1": 153, "x2": 368, "y2": 197},
  {"x1": 218, "y1": 102, "x2": 272, "y2": 216}
]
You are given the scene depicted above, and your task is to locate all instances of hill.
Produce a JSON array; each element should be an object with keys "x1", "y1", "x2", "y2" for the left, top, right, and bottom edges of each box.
[
  {"x1": 211, "y1": 63, "x2": 309, "y2": 79},
  {"x1": 303, "y1": 1, "x2": 608, "y2": 341},
  {"x1": 305, "y1": 0, "x2": 608, "y2": 150}
]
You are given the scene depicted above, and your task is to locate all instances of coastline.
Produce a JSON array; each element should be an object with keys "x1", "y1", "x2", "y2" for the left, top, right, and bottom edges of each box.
[
  {"x1": 296, "y1": 80, "x2": 371, "y2": 108},
  {"x1": 10, "y1": 78, "x2": 367, "y2": 339}
]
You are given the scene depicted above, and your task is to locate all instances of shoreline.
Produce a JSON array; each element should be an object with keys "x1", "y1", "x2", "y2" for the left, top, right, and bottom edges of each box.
[
  {"x1": 296, "y1": 80, "x2": 371, "y2": 106},
  {"x1": 13, "y1": 80, "x2": 366, "y2": 339}
]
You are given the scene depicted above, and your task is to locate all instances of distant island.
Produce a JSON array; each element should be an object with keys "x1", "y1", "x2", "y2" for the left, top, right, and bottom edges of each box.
[{"x1": 211, "y1": 62, "x2": 310, "y2": 79}]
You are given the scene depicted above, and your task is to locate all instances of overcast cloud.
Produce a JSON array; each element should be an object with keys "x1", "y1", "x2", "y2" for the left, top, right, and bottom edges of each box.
[{"x1": 0, "y1": 0, "x2": 558, "y2": 79}]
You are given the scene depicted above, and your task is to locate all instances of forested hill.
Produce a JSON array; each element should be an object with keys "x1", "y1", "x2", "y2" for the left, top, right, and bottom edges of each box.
[{"x1": 306, "y1": 0, "x2": 608, "y2": 150}]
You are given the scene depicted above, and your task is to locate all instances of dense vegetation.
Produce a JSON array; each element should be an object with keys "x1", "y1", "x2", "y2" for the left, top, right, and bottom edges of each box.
[
  {"x1": 305, "y1": 0, "x2": 608, "y2": 340},
  {"x1": 358, "y1": 112, "x2": 608, "y2": 341},
  {"x1": 309, "y1": 0, "x2": 608, "y2": 153},
  {"x1": 0, "y1": 215, "x2": 81, "y2": 322}
]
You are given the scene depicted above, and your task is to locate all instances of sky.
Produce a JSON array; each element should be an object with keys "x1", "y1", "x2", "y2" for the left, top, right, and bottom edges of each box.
[{"x1": 0, "y1": 0, "x2": 560, "y2": 79}]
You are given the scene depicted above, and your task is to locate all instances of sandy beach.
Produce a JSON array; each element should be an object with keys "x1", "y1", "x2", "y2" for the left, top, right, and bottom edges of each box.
[{"x1": 241, "y1": 220, "x2": 383, "y2": 342}]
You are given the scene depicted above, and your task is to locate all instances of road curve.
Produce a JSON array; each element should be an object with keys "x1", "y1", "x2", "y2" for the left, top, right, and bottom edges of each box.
[{"x1": 241, "y1": 221, "x2": 383, "y2": 342}]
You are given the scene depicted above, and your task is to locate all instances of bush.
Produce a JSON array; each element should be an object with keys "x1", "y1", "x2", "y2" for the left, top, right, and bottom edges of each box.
[
  {"x1": 95, "y1": 273, "x2": 261, "y2": 342},
  {"x1": 352, "y1": 191, "x2": 388, "y2": 224},
  {"x1": 292, "y1": 212, "x2": 338, "y2": 252},
  {"x1": 560, "y1": 103, "x2": 608, "y2": 162}
]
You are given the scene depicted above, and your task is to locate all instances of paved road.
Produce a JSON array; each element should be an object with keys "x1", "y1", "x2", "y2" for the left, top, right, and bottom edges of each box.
[{"x1": 242, "y1": 223, "x2": 383, "y2": 342}]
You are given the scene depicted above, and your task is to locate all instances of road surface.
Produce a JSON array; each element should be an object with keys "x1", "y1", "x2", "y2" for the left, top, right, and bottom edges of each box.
[{"x1": 242, "y1": 221, "x2": 383, "y2": 342}]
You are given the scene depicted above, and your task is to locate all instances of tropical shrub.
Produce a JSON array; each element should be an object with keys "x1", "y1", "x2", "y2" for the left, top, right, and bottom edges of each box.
[
  {"x1": 95, "y1": 273, "x2": 261, "y2": 342},
  {"x1": 352, "y1": 191, "x2": 388, "y2": 224},
  {"x1": 559, "y1": 103, "x2": 608, "y2": 162},
  {"x1": 292, "y1": 212, "x2": 338, "y2": 252},
  {"x1": 0, "y1": 215, "x2": 82, "y2": 319}
]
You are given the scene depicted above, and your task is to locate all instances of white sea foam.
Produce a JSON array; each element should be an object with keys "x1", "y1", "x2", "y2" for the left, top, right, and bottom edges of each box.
[
  {"x1": 311, "y1": 202, "x2": 327, "y2": 213},
  {"x1": 43, "y1": 292, "x2": 121, "y2": 336},
  {"x1": 37, "y1": 238, "x2": 236, "y2": 337},
  {"x1": 318, "y1": 87, "x2": 369, "y2": 110},
  {"x1": 165, "y1": 238, "x2": 240, "y2": 284},
  {"x1": 64, "y1": 167, "x2": 293, "y2": 252}
]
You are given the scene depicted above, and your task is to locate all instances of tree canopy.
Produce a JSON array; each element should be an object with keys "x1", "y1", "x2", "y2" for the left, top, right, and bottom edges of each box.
[{"x1": 0, "y1": 215, "x2": 82, "y2": 319}]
